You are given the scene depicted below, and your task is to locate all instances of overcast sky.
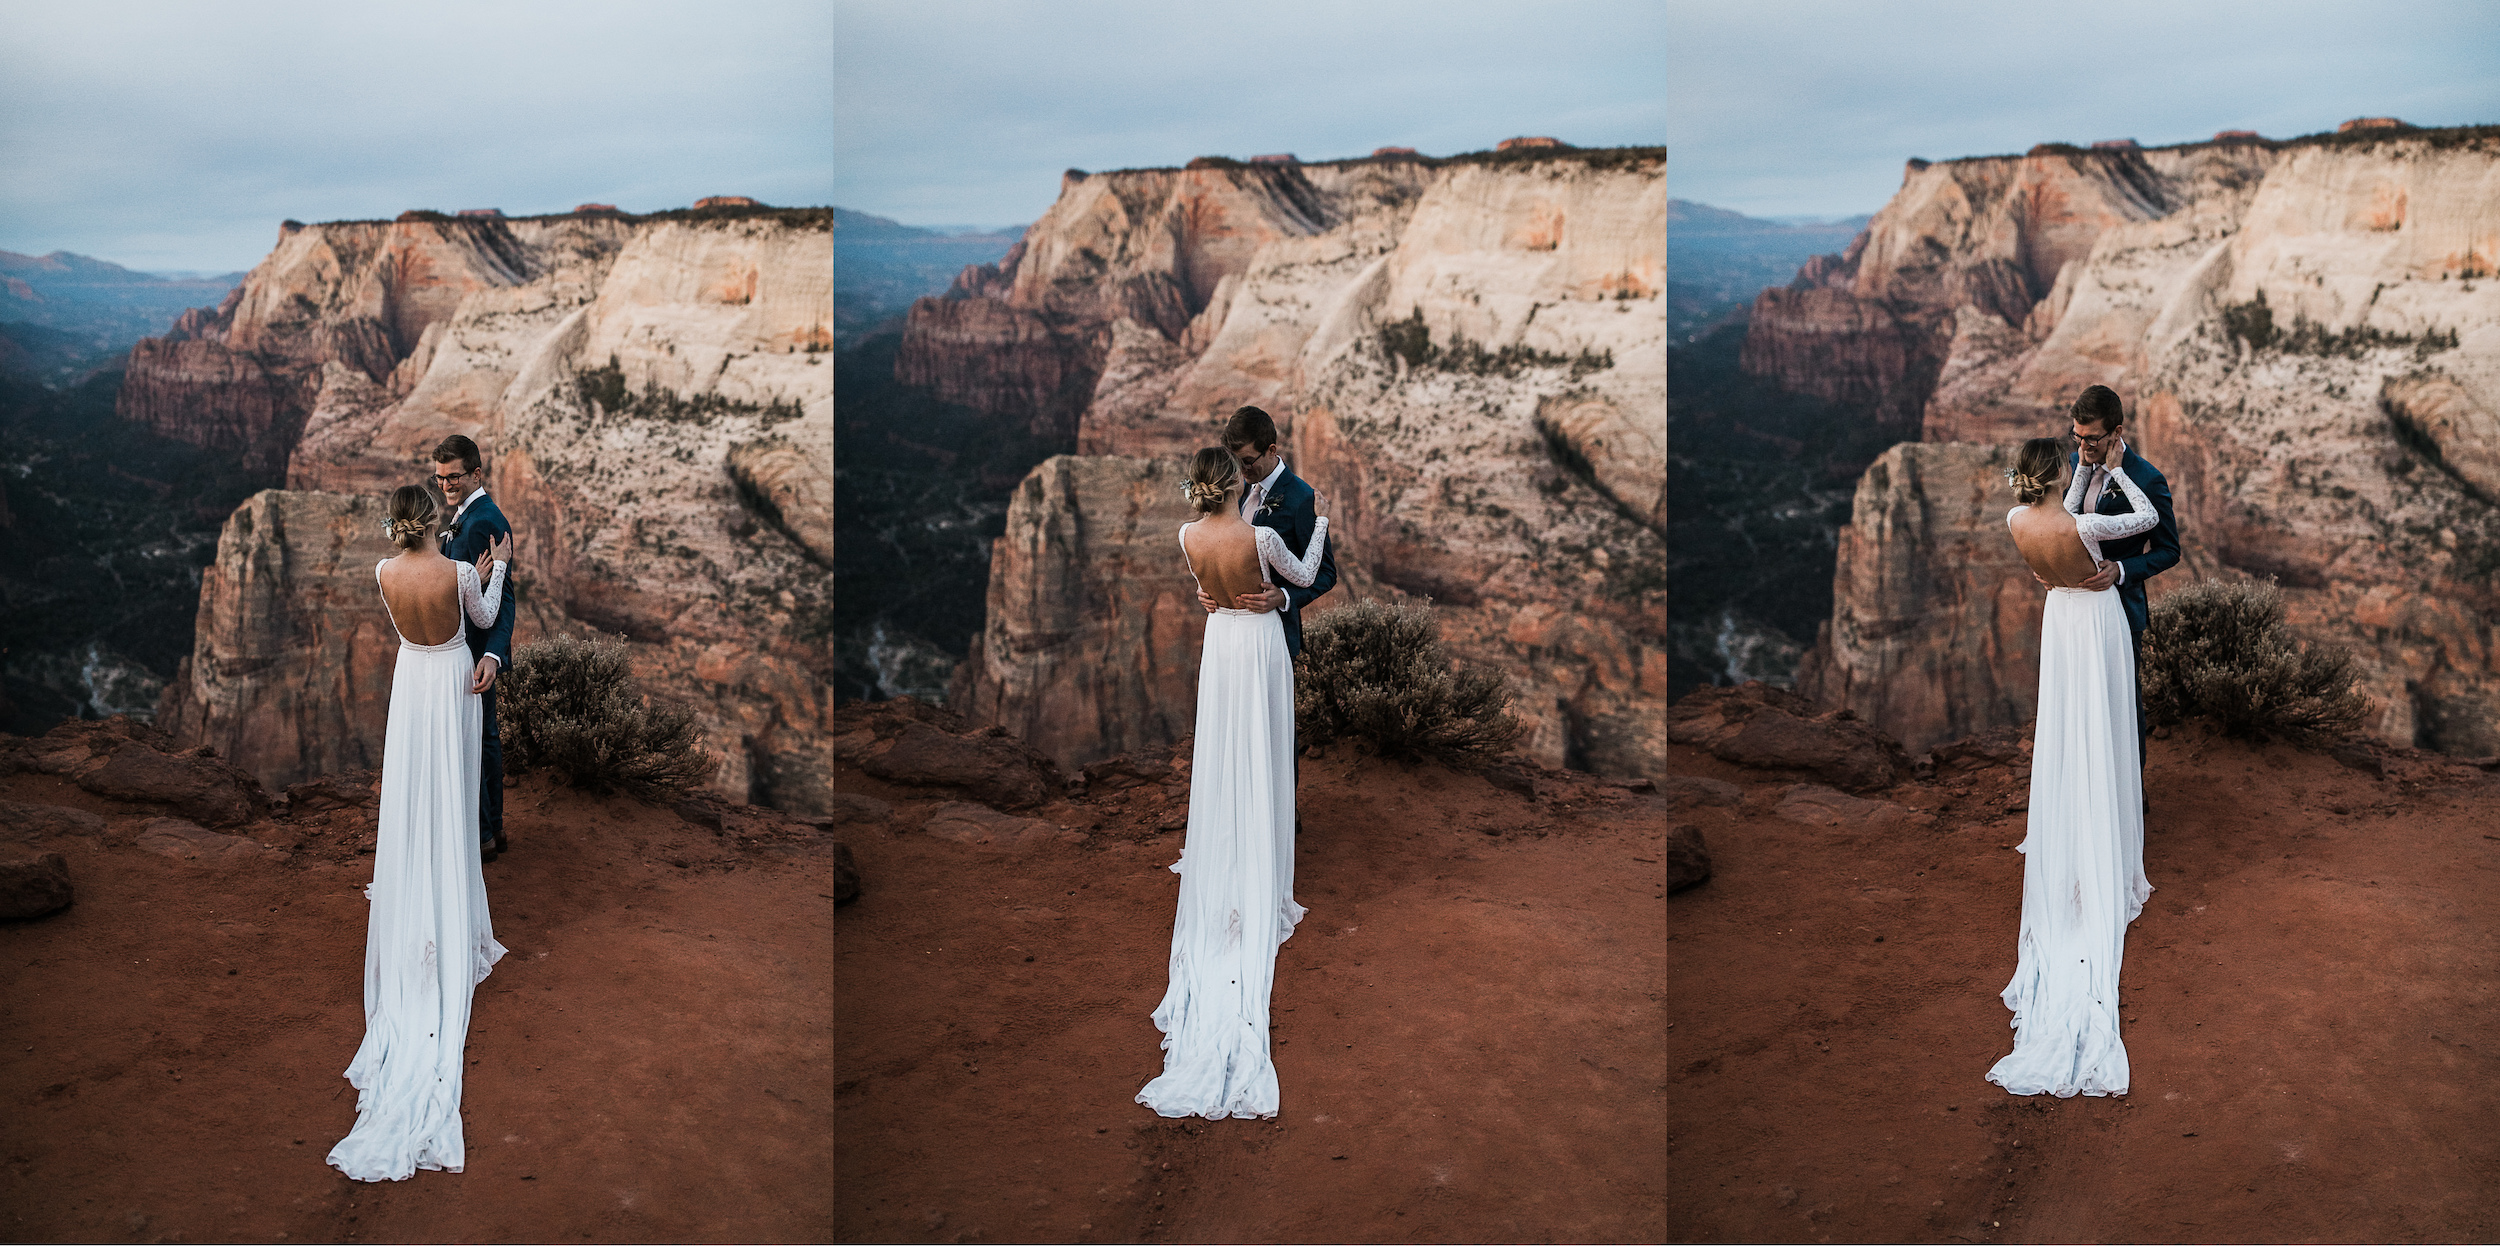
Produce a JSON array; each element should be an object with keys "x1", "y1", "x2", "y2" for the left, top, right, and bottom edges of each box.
[
  {"x1": 0, "y1": 0, "x2": 833, "y2": 274},
  {"x1": 833, "y1": 0, "x2": 1668, "y2": 230},
  {"x1": 1670, "y1": 0, "x2": 2500, "y2": 220}
]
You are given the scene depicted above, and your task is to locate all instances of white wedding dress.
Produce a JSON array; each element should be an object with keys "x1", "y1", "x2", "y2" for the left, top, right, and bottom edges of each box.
[
  {"x1": 329, "y1": 557, "x2": 510, "y2": 1181},
  {"x1": 1987, "y1": 463, "x2": 2159, "y2": 1097},
  {"x1": 1136, "y1": 516, "x2": 1328, "y2": 1119}
]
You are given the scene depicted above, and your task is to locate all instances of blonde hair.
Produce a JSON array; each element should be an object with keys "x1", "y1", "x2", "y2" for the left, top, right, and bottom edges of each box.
[
  {"x1": 1183, "y1": 446, "x2": 1240, "y2": 515},
  {"x1": 2005, "y1": 437, "x2": 2066, "y2": 506},
  {"x1": 386, "y1": 483, "x2": 440, "y2": 551}
]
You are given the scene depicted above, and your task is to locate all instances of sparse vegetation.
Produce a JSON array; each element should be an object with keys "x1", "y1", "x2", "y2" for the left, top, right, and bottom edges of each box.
[
  {"x1": 2220, "y1": 291, "x2": 2458, "y2": 359},
  {"x1": 2140, "y1": 579, "x2": 2371, "y2": 744},
  {"x1": 574, "y1": 355, "x2": 804, "y2": 427},
  {"x1": 502, "y1": 634, "x2": 721, "y2": 796},
  {"x1": 1295, "y1": 599, "x2": 1524, "y2": 766},
  {"x1": 1376, "y1": 307, "x2": 1613, "y2": 379}
]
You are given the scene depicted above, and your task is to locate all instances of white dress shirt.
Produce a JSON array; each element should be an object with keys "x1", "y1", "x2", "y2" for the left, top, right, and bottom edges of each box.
[
  {"x1": 2080, "y1": 441, "x2": 2128, "y2": 585},
  {"x1": 1240, "y1": 457, "x2": 1293, "y2": 611},
  {"x1": 442, "y1": 486, "x2": 503, "y2": 668}
]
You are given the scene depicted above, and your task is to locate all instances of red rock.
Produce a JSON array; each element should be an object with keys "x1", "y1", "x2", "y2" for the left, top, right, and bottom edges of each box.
[
  {"x1": 1371, "y1": 147, "x2": 1417, "y2": 157},
  {"x1": 73, "y1": 737, "x2": 266, "y2": 829},
  {"x1": 2338, "y1": 117, "x2": 2407, "y2": 133},
  {"x1": 1250, "y1": 154, "x2": 1299, "y2": 164},
  {"x1": 695, "y1": 195, "x2": 763, "y2": 208},
  {"x1": 916, "y1": 801, "x2": 1081, "y2": 851},
  {"x1": 832, "y1": 699, "x2": 1059, "y2": 810},
  {"x1": 1498, "y1": 136, "x2": 1565, "y2": 150},
  {"x1": 1667, "y1": 683, "x2": 1907, "y2": 793},
  {"x1": 130, "y1": 817, "x2": 281, "y2": 863},
  {"x1": 1666, "y1": 825, "x2": 1710, "y2": 893},
  {"x1": 574, "y1": 203, "x2": 619, "y2": 213},
  {"x1": 0, "y1": 846, "x2": 72, "y2": 920},
  {"x1": 833, "y1": 840, "x2": 860, "y2": 905},
  {"x1": 0, "y1": 800, "x2": 107, "y2": 842},
  {"x1": 2213, "y1": 130, "x2": 2261, "y2": 141},
  {"x1": 457, "y1": 208, "x2": 504, "y2": 218}
]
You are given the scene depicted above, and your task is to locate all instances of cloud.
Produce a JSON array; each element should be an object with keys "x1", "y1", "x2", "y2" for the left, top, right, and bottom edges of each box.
[
  {"x1": 833, "y1": 0, "x2": 1667, "y2": 227},
  {"x1": 1665, "y1": 0, "x2": 2500, "y2": 218},
  {"x1": 0, "y1": 0, "x2": 833, "y2": 271}
]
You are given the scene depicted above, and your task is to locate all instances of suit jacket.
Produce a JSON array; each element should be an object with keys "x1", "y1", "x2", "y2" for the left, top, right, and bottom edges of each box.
[
  {"x1": 439, "y1": 491, "x2": 517, "y2": 672},
  {"x1": 1248, "y1": 463, "x2": 1337, "y2": 659},
  {"x1": 2068, "y1": 446, "x2": 2179, "y2": 633}
]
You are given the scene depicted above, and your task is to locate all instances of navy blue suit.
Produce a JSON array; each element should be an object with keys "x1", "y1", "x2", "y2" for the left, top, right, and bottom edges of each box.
[
  {"x1": 2068, "y1": 445, "x2": 2179, "y2": 635},
  {"x1": 440, "y1": 492, "x2": 515, "y2": 849},
  {"x1": 1246, "y1": 463, "x2": 1337, "y2": 659}
]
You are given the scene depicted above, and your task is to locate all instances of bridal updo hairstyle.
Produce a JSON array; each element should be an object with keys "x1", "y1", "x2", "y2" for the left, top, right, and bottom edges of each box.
[
  {"x1": 2009, "y1": 437, "x2": 2066, "y2": 506},
  {"x1": 386, "y1": 484, "x2": 441, "y2": 550},
  {"x1": 1185, "y1": 446, "x2": 1241, "y2": 514}
]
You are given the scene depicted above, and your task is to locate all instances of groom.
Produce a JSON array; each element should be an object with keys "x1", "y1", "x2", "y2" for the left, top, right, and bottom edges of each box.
[
  {"x1": 432, "y1": 434, "x2": 517, "y2": 862},
  {"x1": 1198, "y1": 405, "x2": 1339, "y2": 651},
  {"x1": 2063, "y1": 385, "x2": 2180, "y2": 769}
]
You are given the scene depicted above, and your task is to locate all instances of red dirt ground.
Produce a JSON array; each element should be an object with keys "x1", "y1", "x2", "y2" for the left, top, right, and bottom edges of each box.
[
  {"x1": 1667, "y1": 726, "x2": 2500, "y2": 1243},
  {"x1": 833, "y1": 751, "x2": 1669, "y2": 1244},
  {"x1": 1, "y1": 768, "x2": 835, "y2": 1243}
]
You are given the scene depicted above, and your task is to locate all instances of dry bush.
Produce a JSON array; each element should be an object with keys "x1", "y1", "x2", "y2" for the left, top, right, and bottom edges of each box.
[
  {"x1": 2141, "y1": 579, "x2": 2371, "y2": 743},
  {"x1": 502, "y1": 634, "x2": 719, "y2": 796},
  {"x1": 1295, "y1": 599, "x2": 1523, "y2": 765}
]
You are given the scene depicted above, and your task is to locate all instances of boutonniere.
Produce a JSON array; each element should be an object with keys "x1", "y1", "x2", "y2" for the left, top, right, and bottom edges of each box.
[{"x1": 1257, "y1": 498, "x2": 1283, "y2": 518}]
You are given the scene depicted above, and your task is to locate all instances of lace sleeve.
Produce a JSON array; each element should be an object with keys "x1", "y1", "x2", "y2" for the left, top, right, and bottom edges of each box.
[
  {"x1": 2062, "y1": 461, "x2": 2092, "y2": 515},
  {"x1": 2074, "y1": 466, "x2": 2160, "y2": 543},
  {"x1": 1257, "y1": 517, "x2": 1329, "y2": 588},
  {"x1": 458, "y1": 559, "x2": 508, "y2": 628}
]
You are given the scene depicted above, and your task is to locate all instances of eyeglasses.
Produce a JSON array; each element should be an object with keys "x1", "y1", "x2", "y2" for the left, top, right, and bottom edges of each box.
[
  {"x1": 432, "y1": 469, "x2": 473, "y2": 486},
  {"x1": 2069, "y1": 431, "x2": 2117, "y2": 448}
]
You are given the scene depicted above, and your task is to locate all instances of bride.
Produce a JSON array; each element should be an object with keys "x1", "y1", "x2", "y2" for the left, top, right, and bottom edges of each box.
[
  {"x1": 328, "y1": 483, "x2": 512, "y2": 1180},
  {"x1": 1137, "y1": 446, "x2": 1328, "y2": 1120},
  {"x1": 1989, "y1": 435, "x2": 2160, "y2": 1097}
]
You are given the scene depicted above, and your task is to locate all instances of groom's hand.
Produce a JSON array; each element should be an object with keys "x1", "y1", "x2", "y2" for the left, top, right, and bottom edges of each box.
[
  {"x1": 471, "y1": 657, "x2": 499, "y2": 694},
  {"x1": 2079, "y1": 561, "x2": 2121, "y2": 591},
  {"x1": 1195, "y1": 587, "x2": 1221, "y2": 614},
  {"x1": 1235, "y1": 585, "x2": 1286, "y2": 613}
]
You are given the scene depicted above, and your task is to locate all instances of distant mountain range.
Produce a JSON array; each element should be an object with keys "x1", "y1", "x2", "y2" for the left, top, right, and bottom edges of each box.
[
  {"x1": 1668, "y1": 200, "x2": 1869, "y2": 341},
  {"x1": 833, "y1": 208, "x2": 1024, "y2": 346},
  {"x1": 0, "y1": 250, "x2": 246, "y2": 385}
]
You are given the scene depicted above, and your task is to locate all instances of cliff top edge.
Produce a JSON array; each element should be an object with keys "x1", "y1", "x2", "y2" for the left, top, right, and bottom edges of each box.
[
  {"x1": 1931, "y1": 121, "x2": 2500, "y2": 168},
  {"x1": 1079, "y1": 144, "x2": 1666, "y2": 180},
  {"x1": 296, "y1": 204, "x2": 835, "y2": 232}
]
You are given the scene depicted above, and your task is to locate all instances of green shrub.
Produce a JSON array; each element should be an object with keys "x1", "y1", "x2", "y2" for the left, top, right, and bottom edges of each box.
[
  {"x1": 503, "y1": 634, "x2": 720, "y2": 796},
  {"x1": 1295, "y1": 599, "x2": 1523, "y2": 765},
  {"x1": 2141, "y1": 579, "x2": 2370, "y2": 743}
]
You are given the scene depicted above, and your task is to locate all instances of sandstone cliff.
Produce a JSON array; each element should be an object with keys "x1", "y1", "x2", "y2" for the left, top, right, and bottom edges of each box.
[
  {"x1": 1771, "y1": 127, "x2": 2500, "y2": 755},
  {"x1": 917, "y1": 150, "x2": 1666, "y2": 776},
  {"x1": 143, "y1": 208, "x2": 835, "y2": 809}
]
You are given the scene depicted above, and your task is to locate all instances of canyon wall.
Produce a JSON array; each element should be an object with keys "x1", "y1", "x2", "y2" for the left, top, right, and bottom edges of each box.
[
  {"x1": 143, "y1": 209, "x2": 835, "y2": 809},
  {"x1": 1768, "y1": 128, "x2": 2500, "y2": 755},
  {"x1": 920, "y1": 151, "x2": 1667, "y2": 777}
]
